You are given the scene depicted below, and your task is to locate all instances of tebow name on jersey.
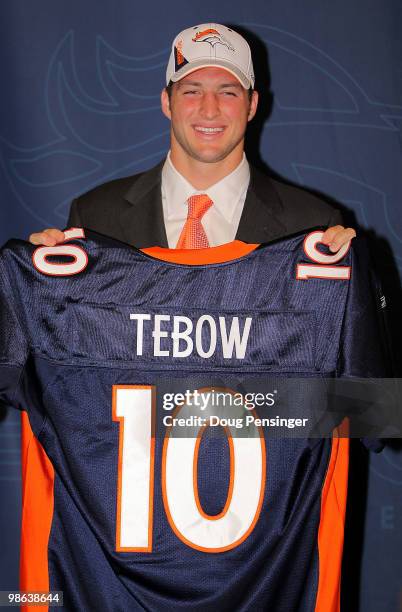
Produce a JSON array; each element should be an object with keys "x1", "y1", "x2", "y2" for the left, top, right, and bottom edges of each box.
[{"x1": 129, "y1": 313, "x2": 253, "y2": 359}]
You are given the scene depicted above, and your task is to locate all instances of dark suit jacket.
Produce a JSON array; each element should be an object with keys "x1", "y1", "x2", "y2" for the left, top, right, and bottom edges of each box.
[{"x1": 67, "y1": 161, "x2": 343, "y2": 248}]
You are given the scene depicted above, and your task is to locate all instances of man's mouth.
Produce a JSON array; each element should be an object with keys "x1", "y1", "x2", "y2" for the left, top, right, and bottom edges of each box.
[{"x1": 194, "y1": 126, "x2": 225, "y2": 133}]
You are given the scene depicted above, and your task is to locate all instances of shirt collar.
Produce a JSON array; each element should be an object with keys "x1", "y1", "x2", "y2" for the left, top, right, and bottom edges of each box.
[{"x1": 162, "y1": 152, "x2": 250, "y2": 223}]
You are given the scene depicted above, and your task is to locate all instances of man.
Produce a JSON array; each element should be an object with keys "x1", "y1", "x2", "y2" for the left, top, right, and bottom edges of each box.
[
  {"x1": 29, "y1": 23, "x2": 355, "y2": 252},
  {"x1": 2, "y1": 24, "x2": 386, "y2": 612}
]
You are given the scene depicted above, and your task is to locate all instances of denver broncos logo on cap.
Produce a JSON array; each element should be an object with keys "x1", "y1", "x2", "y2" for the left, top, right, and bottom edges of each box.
[{"x1": 192, "y1": 28, "x2": 235, "y2": 52}]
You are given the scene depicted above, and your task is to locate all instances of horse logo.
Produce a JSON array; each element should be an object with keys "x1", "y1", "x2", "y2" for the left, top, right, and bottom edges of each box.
[{"x1": 192, "y1": 28, "x2": 235, "y2": 52}]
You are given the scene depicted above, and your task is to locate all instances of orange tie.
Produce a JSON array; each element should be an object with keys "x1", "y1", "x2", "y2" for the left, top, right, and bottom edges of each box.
[{"x1": 176, "y1": 194, "x2": 213, "y2": 249}]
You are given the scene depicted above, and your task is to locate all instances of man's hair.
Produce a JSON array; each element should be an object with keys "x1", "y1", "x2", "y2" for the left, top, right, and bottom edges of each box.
[{"x1": 165, "y1": 81, "x2": 254, "y2": 101}]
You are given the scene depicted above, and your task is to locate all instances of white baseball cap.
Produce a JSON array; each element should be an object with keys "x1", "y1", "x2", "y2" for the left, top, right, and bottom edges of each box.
[{"x1": 166, "y1": 23, "x2": 255, "y2": 89}]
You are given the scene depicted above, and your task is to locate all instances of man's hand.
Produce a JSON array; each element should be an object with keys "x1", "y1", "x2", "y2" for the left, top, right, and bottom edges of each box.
[
  {"x1": 27, "y1": 225, "x2": 356, "y2": 251},
  {"x1": 321, "y1": 226, "x2": 356, "y2": 253},
  {"x1": 28, "y1": 228, "x2": 65, "y2": 246}
]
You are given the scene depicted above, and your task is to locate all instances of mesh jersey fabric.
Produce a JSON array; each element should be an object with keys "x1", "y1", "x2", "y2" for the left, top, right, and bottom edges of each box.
[{"x1": 0, "y1": 230, "x2": 389, "y2": 612}]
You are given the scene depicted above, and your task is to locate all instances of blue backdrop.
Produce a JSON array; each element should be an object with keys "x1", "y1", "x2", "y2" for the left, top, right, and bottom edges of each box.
[{"x1": 0, "y1": 2, "x2": 401, "y2": 610}]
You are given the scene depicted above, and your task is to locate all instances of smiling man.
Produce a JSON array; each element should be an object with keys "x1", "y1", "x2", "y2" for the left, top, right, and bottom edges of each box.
[
  {"x1": 14, "y1": 22, "x2": 376, "y2": 612},
  {"x1": 162, "y1": 67, "x2": 258, "y2": 176},
  {"x1": 29, "y1": 23, "x2": 355, "y2": 251}
]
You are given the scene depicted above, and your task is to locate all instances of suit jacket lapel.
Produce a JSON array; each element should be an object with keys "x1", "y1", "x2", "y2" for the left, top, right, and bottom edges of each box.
[
  {"x1": 120, "y1": 161, "x2": 169, "y2": 248},
  {"x1": 236, "y1": 165, "x2": 287, "y2": 243}
]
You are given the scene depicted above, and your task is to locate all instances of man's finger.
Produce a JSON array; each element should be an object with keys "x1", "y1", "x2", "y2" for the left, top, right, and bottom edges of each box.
[
  {"x1": 327, "y1": 228, "x2": 357, "y2": 253},
  {"x1": 321, "y1": 225, "x2": 344, "y2": 245},
  {"x1": 29, "y1": 228, "x2": 65, "y2": 246}
]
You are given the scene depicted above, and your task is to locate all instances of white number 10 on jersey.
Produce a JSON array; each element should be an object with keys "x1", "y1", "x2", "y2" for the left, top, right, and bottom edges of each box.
[{"x1": 112, "y1": 386, "x2": 266, "y2": 553}]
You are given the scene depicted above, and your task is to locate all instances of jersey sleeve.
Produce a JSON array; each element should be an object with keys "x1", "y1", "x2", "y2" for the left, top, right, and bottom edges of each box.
[
  {"x1": 0, "y1": 250, "x2": 29, "y2": 408},
  {"x1": 336, "y1": 238, "x2": 393, "y2": 451},
  {"x1": 337, "y1": 238, "x2": 391, "y2": 377}
]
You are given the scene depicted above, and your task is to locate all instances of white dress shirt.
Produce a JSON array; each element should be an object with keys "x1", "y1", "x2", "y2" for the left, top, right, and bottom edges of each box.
[{"x1": 161, "y1": 152, "x2": 250, "y2": 248}]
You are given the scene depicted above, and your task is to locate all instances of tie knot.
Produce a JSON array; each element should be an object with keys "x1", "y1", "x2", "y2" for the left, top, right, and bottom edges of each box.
[{"x1": 187, "y1": 194, "x2": 213, "y2": 220}]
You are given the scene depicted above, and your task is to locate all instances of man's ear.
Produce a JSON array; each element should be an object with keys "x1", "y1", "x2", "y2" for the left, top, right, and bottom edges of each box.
[
  {"x1": 247, "y1": 90, "x2": 259, "y2": 122},
  {"x1": 161, "y1": 88, "x2": 171, "y2": 120}
]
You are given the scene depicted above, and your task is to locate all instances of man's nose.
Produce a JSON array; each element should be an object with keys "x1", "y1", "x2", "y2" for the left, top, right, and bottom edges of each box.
[{"x1": 199, "y1": 92, "x2": 220, "y2": 119}]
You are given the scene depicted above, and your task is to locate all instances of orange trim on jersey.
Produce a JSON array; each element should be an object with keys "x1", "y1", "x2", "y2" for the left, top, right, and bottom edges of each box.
[
  {"x1": 142, "y1": 240, "x2": 259, "y2": 265},
  {"x1": 193, "y1": 423, "x2": 235, "y2": 521},
  {"x1": 112, "y1": 385, "x2": 156, "y2": 552},
  {"x1": 20, "y1": 411, "x2": 54, "y2": 612},
  {"x1": 315, "y1": 430, "x2": 349, "y2": 612},
  {"x1": 333, "y1": 417, "x2": 350, "y2": 439}
]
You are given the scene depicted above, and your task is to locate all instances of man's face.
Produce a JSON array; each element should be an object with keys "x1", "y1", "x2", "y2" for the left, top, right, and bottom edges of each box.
[{"x1": 161, "y1": 67, "x2": 258, "y2": 166}]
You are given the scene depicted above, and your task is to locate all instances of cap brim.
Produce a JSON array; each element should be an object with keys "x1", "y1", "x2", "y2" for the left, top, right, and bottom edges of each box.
[{"x1": 169, "y1": 59, "x2": 253, "y2": 89}]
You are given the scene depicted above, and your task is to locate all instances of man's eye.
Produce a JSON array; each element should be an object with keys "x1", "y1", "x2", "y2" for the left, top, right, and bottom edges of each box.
[
  {"x1": 222, "y1": 91, "x2": 237, "y2": 97},
  {"x1": 183, "y1": 90, "x2": 198, "y2": 95}
]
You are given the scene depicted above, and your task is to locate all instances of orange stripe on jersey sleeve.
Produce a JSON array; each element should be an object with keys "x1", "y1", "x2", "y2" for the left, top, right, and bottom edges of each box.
[
  {"x1": 315, "y1": 432, "x2": 349, "y2": 612},
  {"x1": 20, "y1": 411, "x2": 55, "y2": 612}
]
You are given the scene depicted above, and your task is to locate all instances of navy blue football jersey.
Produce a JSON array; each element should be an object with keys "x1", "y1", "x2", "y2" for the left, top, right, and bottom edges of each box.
[{"x1": 0, "y1": 229, "x2": 388, "y2": 612}]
